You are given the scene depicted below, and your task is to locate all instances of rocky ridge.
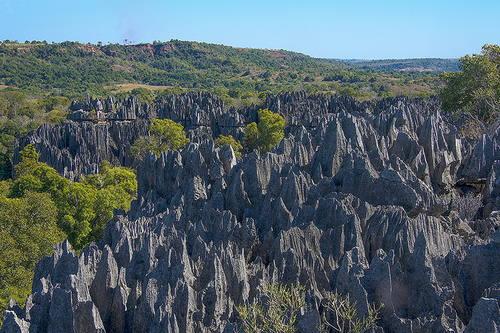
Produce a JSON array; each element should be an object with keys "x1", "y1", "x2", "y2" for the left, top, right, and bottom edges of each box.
[{"x1": 3, "y1": 92, "x2": 499, "y2": 332}]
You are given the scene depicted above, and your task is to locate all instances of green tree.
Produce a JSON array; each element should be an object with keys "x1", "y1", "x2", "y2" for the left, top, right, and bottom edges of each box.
[
  {"x1": 83, "y1": 161, "x2": 138, "y2": 240},
  {"x1": 131, "y1": 118, "x2": 189, "y2": 159},
  {"x1": 257, "y1": 109, "x2": 286, "y2": 152},
  {"x1": 0, "y1": 191, "x2": 65, "y2": 317},
  {"x1": 244, "y1": 122, "x2": 259, "y2": 152},
  {"x1": 11, "y1": 145, "x2": 137, "y2": 249},
  {"x1": 244, "y1": 109, "x2": 285, "y2": 153},
  {"x1": 440, "y1": 44, "x2": 499, "y2": 121},
  {"x1": 215, "y1": 134, "x2": 243, "y2": 158}
]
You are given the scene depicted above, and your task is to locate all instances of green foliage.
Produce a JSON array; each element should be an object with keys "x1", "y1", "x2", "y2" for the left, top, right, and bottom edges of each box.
[
  {"x1": 0, "y1": 90, "x2": 69, "y2": 179},
  {"x1": 83, "y1": 162, "x2": 138, "y2": 240},
  {"x1": 344, "y1": 58, "x2": 460, "y2": 73},
  {"x1": 215, "y1": 134, "x2": 243, "y2": 158},
  {"x1": 236, "y1": 285, "x2": 382, "y2": 333},
  {"x1": 440, "y1": 44, "x2": 499, "y2": 122},
  {"x1": 150, "y1": 118, "x2": 189, "y2": 150},
  {"x1": 321, "y1": 292, "x2": 382, "y2": 333},
  {"x1": 257, "y1": 109, "x2": 286, "y2": 152},
  {"x1": 0, "y1": 40, "x2": 443, "y2": 103},
  {"x1": 237, "y1": 283, "x2": 306, "y2": 333},
  {"x1": 244, "y1": 109, "x2": 285, "y2": 153},
  {"x1": 244, "y1": 122, "x2": 260, "y2": 152},
  {"x1": 0, "y1": 191, "x2": 65, "y2": 317},
  {"x1": 130, "y1": 136, "x2": 160, "y2": 160},
  {"x1": 11, "y1": 145, "x2": 137, "y2": 249},
  {"x1": 131, "y1": 118, "x2": 189, "y2": 159},
  {"x1": 129, "y1": 88, "x2": 155, "y2": 104},
  {"x1": 0, "y1": 180, "x2": 11, "y2": 198}
]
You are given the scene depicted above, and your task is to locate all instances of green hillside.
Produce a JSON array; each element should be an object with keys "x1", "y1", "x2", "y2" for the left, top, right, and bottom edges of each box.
[{"x1": 0, "y1": 40, "x2": 442, "y2": 103}]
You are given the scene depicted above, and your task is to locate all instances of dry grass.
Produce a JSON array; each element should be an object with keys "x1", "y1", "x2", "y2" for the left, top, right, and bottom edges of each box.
[
  {"x1": 452, "y1": 193, "x2": 482, "y2": 221},
  {"x1": 105, "y1": 83, "x2": 175, "y2": 93}
]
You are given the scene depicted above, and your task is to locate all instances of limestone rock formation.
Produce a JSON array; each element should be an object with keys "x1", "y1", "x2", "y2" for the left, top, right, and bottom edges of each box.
[{"x1": 3, "y1": 92, "x2": 499, "y2": 332}]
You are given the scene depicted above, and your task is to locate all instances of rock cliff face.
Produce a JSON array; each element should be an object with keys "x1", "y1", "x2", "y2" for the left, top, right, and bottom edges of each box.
[{"x1": 3, "y1": 92, "x2": 500, "y2": 333}]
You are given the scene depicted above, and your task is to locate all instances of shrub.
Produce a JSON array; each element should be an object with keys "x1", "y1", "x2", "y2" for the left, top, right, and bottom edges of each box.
[
  {"x1": 244, "y1": 122, "x2": 260, "y2": 152},
  {"x1": 130, "y1": 88, "x2": 155, "y2": 104},
  {"x1": 215, "y1": 135, "x2": 243, "y2": 158},
  {"x1": 131, "y1": 118, "x2": 189, "y2": 159},
  {"x1": 321, "y1": 292, "x2": 382, "y2": 333},
  {"x1": 150, "y1": 118, "x2": 189, "y2": 150},
  {"x1": 452, "y1": 192, "x2": 482, "y2": 221},
  {"x1": 257, "y1": 109, "x2": 285, "y2": 153},
  {"x1": 244, "y1": 109, "x2": 285, "y2": 153},
  {"x1": 237, "y1": 286, "x2": 382, "y2": 333},
  {"x1": 237, "y1": 283, "x2": 305, "y2": 333}
]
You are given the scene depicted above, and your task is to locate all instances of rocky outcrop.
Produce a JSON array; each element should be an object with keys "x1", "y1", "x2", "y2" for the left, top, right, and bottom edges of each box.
[{"x1": 3, "y1": 93, "x2": 499, "y2": 332}]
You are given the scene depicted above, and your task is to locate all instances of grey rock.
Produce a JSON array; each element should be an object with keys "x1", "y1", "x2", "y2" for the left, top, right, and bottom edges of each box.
[
  {"x1": 0, "y1": 311, "x2": 29, "y2": 333},
  {"x1": 4, "y1": 93, "x2": 500, "y2": 332}
]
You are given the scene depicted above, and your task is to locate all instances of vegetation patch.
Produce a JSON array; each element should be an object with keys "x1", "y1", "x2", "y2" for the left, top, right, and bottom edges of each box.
[
  {"x1": 244, "y1": 109, "x2": 285, "y2": 153},
  {"x1": 131, "y1": 118, "x2": 189, "y2": 159}
]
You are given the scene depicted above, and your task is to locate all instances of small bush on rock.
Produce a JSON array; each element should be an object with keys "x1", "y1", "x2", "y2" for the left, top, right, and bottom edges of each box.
[
  {"x1": 131, "y1": 118, "x2": 189, "y2": 159},
  {"x1": 452, "y1": 192, "x2": 482, "y2": 221},
  {"x1": 215, "y1": 134, "x2": 243, "y2": 158},
  {"x1": 244, "y1": 109, "x2": 285, "y2": 153},
  {"x1": 321, "y1": 292, "x2": 382, "y2": 333},
  {"x1": 236, "y1": 285, "x2": 382, "y2": 333},
  {"x1": 237, "y1": 283, "x2": 305, "y2": 333}
]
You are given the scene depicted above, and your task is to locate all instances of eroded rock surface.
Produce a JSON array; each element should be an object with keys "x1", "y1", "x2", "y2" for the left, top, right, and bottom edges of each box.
[{"x1": 3, "y1": 93, "x2": 499, "y2": 332}]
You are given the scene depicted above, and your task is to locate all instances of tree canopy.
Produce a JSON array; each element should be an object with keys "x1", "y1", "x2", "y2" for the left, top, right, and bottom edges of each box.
[
  {"x1": 215, "y1": 134, "x2": 243, "y2": 158},
  {"x1": 244, "y1": 109, "x2": 285, "y2": 153},
  {"x1": 11, "y1": 145, "x2": 137, "y2": 248},
  {"x1": 440, "y1": 44, "x2": 499, "y2": 122},
  {"x1": 131, "y1": 118, "x2": 189, "y2": 159},
  {"x1": 0, "y1": 191, "x2": 64, "y2": 317},
  {"x1": 0, "y1": 145, "x2": 137, "y2": 318}
]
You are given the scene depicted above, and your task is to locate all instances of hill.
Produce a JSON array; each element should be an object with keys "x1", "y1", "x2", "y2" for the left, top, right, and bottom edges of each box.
[
  {"x1": 0, "y1": 40, "x2": 443, "y2": 103},
  {"x1": 341, "y1": 58, "x2": 460, "y2": 73}
]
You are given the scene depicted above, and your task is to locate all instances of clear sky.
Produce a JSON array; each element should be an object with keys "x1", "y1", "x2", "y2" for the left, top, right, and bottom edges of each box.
[{"x1": 0, "y1": 0, "x2": 498, "y2": 59}]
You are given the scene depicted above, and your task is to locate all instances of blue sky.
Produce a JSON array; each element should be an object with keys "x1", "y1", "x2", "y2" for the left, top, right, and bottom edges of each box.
[{"x1": 0, "y1": 0, "x2": 498, "y2": 59}]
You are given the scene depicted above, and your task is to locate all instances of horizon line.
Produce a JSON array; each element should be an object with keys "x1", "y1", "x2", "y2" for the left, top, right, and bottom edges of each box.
[{"x1": 0, "y1": 38, "x2": 467, "y2": 61}]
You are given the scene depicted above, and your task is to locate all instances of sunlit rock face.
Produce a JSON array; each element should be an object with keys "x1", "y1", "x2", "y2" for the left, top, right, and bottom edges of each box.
[{"x1": 4, "y1": 93, "x2": 499, "y2": 333}]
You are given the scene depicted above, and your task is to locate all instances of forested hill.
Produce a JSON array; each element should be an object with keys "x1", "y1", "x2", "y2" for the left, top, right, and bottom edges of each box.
[
  {"x1": 341, "y1": 58, "x2": 460, "y2": 73},
  {"x1": 0, "y1": 40, "x2": 443, "y2": 101}
]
